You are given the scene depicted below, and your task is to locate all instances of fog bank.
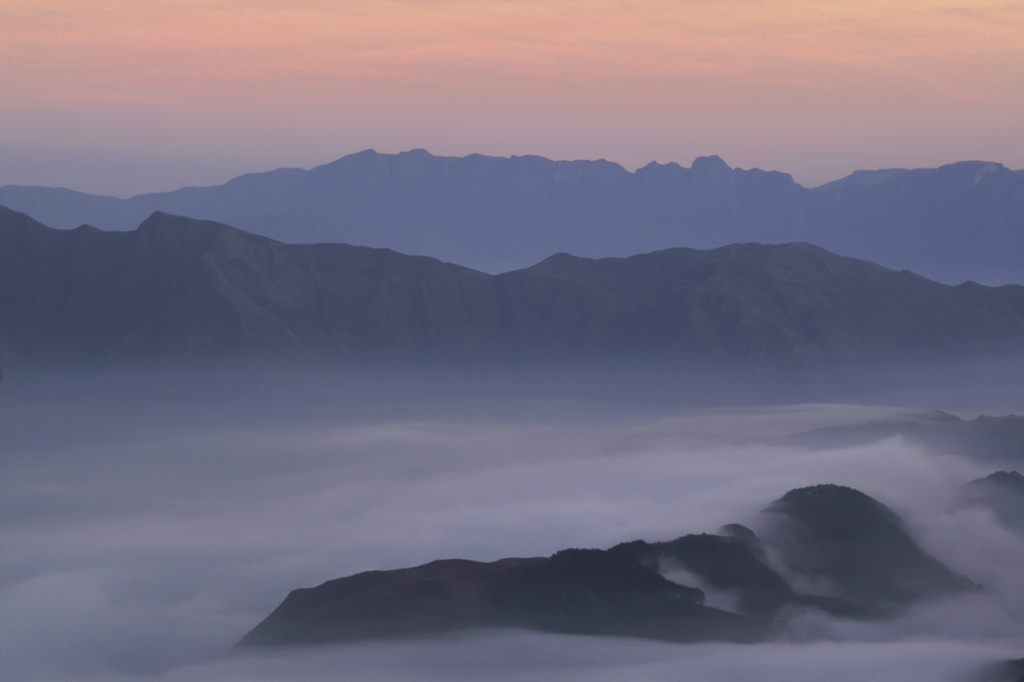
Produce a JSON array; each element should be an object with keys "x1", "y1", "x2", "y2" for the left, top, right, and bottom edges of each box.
[{"x1": 1, "y1": 367, "x2": 1021, "y2": 680}]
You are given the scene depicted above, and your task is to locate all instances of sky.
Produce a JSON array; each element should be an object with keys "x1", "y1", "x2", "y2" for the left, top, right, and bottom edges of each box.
[{"x1": 2, "y1": 0, "x2": 1023, "y2": 197}]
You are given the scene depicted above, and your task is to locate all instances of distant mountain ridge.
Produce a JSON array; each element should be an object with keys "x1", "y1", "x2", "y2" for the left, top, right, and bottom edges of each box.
[
  {"x1": 2, "y1": 150, "x2": 1022, "y2": 284},
  {"x1": 787, "y1": 412, "x2": 1024, "y2": 466},
  {"x1": 3, "y1": 207, "x2": 1023, "y2": 369}
]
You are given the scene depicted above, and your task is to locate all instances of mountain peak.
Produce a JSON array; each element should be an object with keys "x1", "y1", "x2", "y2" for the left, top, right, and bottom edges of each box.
[
  {"x1": 691, "y1": 155, "x2": 732, "y2": 176},
  {"x1": 766, "y1": 483, "x2": 976, "y2": 606},
  {"x1": 941, "y1": 160, "x2": 1007, "y2": 173}
]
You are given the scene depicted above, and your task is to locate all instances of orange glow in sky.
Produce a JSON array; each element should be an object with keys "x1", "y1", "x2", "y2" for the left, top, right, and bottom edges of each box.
[{"x1": 2, "y1": 0, "x2": 1022, "y2": 194}]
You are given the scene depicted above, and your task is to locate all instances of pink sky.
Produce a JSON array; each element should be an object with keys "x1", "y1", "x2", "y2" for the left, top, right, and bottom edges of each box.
[{"x1": 3, "y1": 0, "x2": 1022, "y2": 196}]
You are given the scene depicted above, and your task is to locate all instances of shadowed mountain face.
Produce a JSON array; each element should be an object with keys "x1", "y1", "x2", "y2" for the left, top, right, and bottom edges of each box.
[
  {"x1": 763, "y1": 485, "x2": 977, "y2": 608},
  {"x1": 958, "y1": 471, "x2": 1024, "y2": 531},
  {"x1": 237, "y1": 550, "x2": 767, "y2": 647},
  {"x1": 613, "y1": 530, "x2": 868, "y2": 620},
  {"x1": 239, "y1": 483, "x2": 971, "y2": 648},
  {"x1": 611, "y1": 531, "x2": 799, "y2": 618},
  {"x1": 3, "y1": 207, "x2": 1024, "y2": 369},
  {"x1": 2, "y1": 150, "x2": 1021, "y2": 283}
]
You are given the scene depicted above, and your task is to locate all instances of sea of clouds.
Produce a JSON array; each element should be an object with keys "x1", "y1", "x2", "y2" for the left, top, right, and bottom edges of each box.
[{"x1": 1, "y1": 364, "x2": 1021, "y2": 681}]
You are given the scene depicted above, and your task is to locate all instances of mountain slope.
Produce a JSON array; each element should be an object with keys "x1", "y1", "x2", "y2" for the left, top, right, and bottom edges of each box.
[
  {"x1": 3, "y1": 207, "x2": 1023, "y2": 368},
  {"x1": 237, "y1": 549, "x2": 766, "y2": 647},
  {"x1": 763, "y1": 485, "x2": 977, "y2": 607},
  {"x1": 238, "y1": 483, "x2": 970, "y2": 648},
  {"x1": 3, "y1": 150, "x2": 1021, "y2": 283}
]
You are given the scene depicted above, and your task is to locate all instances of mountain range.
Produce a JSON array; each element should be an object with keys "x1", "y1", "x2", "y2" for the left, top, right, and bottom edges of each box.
[
  {"x1": 2, "y1": 150, "x2": 1022, "y2": 284},
  {"x1": 3, "y1": 207, "x2": 1023, "y2": 369}
]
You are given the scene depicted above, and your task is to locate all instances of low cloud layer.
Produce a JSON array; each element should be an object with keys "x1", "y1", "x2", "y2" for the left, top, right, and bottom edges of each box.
[{"x1": 1, "y1": 367, "x2": 1021, "y2": 681}]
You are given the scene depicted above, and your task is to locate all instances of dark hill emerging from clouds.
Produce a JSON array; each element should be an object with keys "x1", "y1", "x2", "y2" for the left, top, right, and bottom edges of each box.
[
  {"x1": 238, "y1": 483, "x2": 974, "y2": 648},
  {"x1": 763, "y1": 484, "x2": 977, "y2": 608},
  {"x1": 2, "y1": 207, "x2": 1023, "y2": 368},
  {"x1": 237, "y1": 551, "x2": 767, "y2": 647},
  {"x1": 2, "y1": 150, "x2": 1022, "y2": 284}
]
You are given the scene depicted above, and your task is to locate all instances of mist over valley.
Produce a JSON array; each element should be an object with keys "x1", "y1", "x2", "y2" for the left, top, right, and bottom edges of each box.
[{"x1": 2, "y1": 362, "x2": 1023, "y2": 681}]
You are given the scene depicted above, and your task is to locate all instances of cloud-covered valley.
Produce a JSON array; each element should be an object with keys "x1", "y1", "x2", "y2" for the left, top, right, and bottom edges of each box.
[{"x1": 1, "y1": 366, "x2": 1021, "y2": 681}]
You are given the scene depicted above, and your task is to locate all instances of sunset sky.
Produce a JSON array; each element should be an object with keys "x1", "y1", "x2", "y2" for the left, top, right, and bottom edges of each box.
[{"x1": 3, "y1": 0, "x2": 1023, "y2": 196}]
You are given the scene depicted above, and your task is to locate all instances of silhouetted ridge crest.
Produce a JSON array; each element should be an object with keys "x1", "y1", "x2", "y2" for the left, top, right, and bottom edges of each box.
[
  {"x1": 3, "y1": 206, "x2": 1024, "y2": 368},
  {"x1": 690, "y1": 155, "x2": 732, "y2": 178},
  {"x1": 3, "y1": 150, "x2": 1021, "y2": 283},
  {"x1": 238, "y1": 545, "x2": 763, "y2": 647}
]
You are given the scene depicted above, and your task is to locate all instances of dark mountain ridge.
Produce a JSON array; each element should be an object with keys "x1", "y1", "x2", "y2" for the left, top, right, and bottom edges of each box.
[
  {"x1": 2, "y1": 150, "x2": 1022, "y2": 283},
  {"x1": 237, "y1": 550, "x2": 765, "y2": 647},
  {"x1": 238, "y1": 483, "x2": 974, "y2": 648},
  {"x1": 3, "y1": 207, "x2": 1023, "y2": 369}
]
